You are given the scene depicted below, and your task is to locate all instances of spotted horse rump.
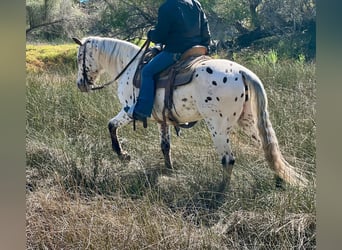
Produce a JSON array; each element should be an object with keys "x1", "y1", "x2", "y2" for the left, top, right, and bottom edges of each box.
[{"x1": 73, "y1": 36, "x2": 308, "y2": 189}]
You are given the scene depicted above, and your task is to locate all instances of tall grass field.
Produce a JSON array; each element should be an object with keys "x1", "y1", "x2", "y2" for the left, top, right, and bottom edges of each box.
[{"x1": 26, "y1": 44, "x2": 316, "y2": 249}]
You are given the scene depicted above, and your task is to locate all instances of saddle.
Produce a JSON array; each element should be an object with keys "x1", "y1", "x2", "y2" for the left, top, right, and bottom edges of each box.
[{"x1": 133, "y1": 45, "x2": 211, "y2": 126}]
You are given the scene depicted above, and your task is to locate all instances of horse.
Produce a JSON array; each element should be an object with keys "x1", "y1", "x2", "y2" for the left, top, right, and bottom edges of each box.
[{"x1": 72, "y1": 36, "x2": 307, "y2": 189}]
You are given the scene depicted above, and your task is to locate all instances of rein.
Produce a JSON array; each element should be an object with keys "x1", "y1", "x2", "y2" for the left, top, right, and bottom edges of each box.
[{"x1": 90, "y1": 39, "x2": 150, "y2": 91}]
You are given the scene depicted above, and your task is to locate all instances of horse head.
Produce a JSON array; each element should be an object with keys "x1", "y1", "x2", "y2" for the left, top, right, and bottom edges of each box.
[{"x1": 73, "y1": 37, "x2": 103, "y2": 92}]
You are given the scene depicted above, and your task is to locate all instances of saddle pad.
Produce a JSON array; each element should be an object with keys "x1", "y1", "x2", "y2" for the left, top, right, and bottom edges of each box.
[
  {"x1": 133, "y1": 55, "x2": 211, "y2": 89},
  {"x1": 156, "y1": 55, "x2": 211, "y2": 88}
]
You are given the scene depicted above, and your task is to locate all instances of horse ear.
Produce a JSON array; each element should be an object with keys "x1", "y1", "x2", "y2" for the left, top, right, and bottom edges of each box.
[{"x1": 72, "y1": 37, "x2": 83, "y2": 46}]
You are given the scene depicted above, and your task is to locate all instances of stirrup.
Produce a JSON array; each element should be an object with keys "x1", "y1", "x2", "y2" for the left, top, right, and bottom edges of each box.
[{"x1": 124, "y1": 105, "x2": 148, "y2": 129}]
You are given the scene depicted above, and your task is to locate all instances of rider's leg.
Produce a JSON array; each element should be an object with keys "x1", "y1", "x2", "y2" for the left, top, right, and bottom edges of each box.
[{"x1": 128, "y1": 51, "x2": 180, "y2": 120}]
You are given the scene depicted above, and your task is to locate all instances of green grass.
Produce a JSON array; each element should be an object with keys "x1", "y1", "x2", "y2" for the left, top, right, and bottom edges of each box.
[
  {"x1": 26, "y1": 43, "x2": 78, "y2": 72},
  {"x1": 26, "y1": 44, "x2": 316, "y2": 249}
]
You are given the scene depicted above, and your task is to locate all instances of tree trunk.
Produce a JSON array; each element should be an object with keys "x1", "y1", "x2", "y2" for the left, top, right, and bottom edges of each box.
[{"x1": 234, "y1": 27, "x2": 271, "y2": 48}]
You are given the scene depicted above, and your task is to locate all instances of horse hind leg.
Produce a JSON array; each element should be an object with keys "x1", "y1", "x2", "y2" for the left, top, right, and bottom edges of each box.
[
  {"x1": 159, "y1": 123, "x2": 172, "y2": 169},
  {"x1": 205, "y1": 118, "x2": 235, "y2": 191},
  {"x1": 108, "y1": 109, "x2": 132, "y2": 161},
  {"x1": 237, "y1": 106, "x2": 261, "y2": 146}
]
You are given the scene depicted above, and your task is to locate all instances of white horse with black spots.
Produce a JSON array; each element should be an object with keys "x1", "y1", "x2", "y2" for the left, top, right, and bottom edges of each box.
[{"x1": 73, "y1": 36, "x2": 307, "y2": 189}]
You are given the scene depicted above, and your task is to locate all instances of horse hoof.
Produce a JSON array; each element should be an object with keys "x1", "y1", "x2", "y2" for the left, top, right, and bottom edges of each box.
[
  {"x1": 275, "y1": 176, "x2": 286, "y2": 190},
  {"x1": 165, "y1": 162, "x2": 173, "y2": 170},
  {"x1": 218, "y1": 181, "x2": 227, "y2": 193},
  {"x1": 119, "y1": 152, "x2": 131, "y2": 161}
]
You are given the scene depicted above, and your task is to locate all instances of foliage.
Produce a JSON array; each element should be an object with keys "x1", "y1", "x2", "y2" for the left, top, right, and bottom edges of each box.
[
  {"x1": 98, "y1": 0, "x2": 162, "y2": 40},
  {"x1": 26, "y1": 0, "x2": 316, "y2": 60},
  {"x1": 26, "y1": 43, "x2": 316, "y2": 249},
  {"x1": 26, "y1": 0, "x2": 88, "y2": 41}
]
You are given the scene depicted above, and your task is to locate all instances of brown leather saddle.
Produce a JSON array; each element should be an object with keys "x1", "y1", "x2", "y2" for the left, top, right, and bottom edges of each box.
[{"x1": 133, "y1": 46, "x2": 211, "y2": 126}]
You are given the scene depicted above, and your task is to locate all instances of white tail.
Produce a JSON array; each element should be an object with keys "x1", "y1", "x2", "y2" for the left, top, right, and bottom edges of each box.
[{"x1": 241, "y1": 71, "x2": 307, "y2": 187}]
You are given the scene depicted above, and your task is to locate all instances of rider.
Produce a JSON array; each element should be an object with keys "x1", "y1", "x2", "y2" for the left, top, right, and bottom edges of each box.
[{"x1": 127, "y1": 0, "x2": 211, "y2": 122}]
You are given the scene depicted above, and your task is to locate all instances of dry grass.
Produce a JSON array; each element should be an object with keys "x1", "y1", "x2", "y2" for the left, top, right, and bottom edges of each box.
[
  {"x1": 27, "y1": 187, "x2": 315, "y2": 249},
  {"x1": 26, "y1": 44, "x2": 316, "y2": 249}
]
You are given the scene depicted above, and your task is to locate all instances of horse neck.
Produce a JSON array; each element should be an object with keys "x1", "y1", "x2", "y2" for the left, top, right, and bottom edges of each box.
[{"x1": 95, "y1": 38, "x2": 140, "y2": 78}]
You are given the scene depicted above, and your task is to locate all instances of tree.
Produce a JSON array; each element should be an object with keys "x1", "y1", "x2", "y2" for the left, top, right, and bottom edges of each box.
[
  {"x1": 97, "y1": 0, "x2": 162, "y2": 40},
  {"x1": 207, "y1": 0, "x2": 315, "y2": 59},
  {"x1": 26, "y1": 0, "x2": 315, "y2": 60},
  {"x1": 26, "y1": 0, "x2": 87, "y2": 41}
]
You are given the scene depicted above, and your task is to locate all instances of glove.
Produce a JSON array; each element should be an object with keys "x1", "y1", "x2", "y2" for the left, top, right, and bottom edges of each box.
[{"x1": 150, "y1": 44, "x2": 162, "y2": 56}]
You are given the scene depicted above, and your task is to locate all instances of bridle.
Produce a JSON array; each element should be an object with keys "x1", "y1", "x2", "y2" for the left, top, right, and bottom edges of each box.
[
  {"x1": 75, "y1": 38, "x2": 150, "y2": 91},
  {"x1": 81, "y1": 40, "x2": 92, "y2": 87}
]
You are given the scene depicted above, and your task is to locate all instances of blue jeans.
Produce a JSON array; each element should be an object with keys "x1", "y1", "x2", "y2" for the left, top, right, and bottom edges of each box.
[{"x1": 134, "y1": 51, "x2": 181, "y2": 117}]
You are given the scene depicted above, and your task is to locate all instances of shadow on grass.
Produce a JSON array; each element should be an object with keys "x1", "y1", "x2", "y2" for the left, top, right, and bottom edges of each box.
[{"x1": 26, "y1": 141, "x2": 291, "y2": 228}]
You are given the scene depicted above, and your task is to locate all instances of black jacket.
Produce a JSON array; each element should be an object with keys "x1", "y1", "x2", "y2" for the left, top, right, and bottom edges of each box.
[{"x1": 147, "y1": 0, "x2": 211, "y2": 53}]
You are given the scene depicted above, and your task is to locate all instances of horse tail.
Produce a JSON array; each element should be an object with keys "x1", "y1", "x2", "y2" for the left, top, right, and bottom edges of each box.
[{"x1": 241, "y1": 71, "x2": 307, "y2": 187}]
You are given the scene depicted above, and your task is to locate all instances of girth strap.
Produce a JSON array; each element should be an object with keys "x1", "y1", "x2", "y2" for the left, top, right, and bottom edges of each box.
[{"x1": 162, "y1": 67, "x2": 178, "y2": 124}]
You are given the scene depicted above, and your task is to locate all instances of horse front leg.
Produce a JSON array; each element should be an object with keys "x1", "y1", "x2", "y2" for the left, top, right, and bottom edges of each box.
[
  {"x1": 159, "y1": 123, "x2": 172, "y2": 169},
  {"x1": 108, "y1": 109, "x2": 132, "y2": 161}
]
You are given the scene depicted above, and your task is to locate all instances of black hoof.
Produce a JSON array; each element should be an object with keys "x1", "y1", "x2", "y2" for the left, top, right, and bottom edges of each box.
[
  {"x1": 118, "y1": 152, "x2": 131, "y2": 161},
  {"x1": 275, "y1": 176, "x2": 286, "y2": 190}
]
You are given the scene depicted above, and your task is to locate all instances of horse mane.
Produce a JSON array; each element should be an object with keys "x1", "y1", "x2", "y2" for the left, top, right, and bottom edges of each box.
[{"x1": 81, "y1": 36, "x2": 140, "y2": 68}]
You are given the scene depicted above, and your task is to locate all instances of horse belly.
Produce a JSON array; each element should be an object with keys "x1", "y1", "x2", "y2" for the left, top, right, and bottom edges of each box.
[
  {"x1": 153, "y1": 59, "x2": 247, "y2": 124},
  {"x1": 154, "y1": 87, "x2": 202, "y2": 123}
]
